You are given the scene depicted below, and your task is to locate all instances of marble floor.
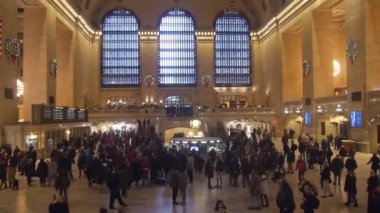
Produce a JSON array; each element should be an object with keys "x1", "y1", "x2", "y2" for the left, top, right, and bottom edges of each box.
[{"x1": 0, "y1": 151, "x2": 375, "y2": 213}]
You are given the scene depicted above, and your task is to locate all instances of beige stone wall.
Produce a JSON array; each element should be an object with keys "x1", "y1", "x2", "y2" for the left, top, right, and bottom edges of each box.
[
  {"x1": 88, "y1": 0, "x2": 261, "y2": 30},
  {"x1": 365, "y1": 0, "x2": 380, "y2": 91},
  {"x1": 281, "y1": 29, "x2": 302, "y2": 102},
  {"x1": 0, "y1": 0, "x2": 19, "y2": 143}
]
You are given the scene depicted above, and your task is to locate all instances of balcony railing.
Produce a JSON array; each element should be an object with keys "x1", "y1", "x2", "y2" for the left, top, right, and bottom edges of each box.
[{"x1": 88, "y1": 106, "x2": 277, "y2": 118}]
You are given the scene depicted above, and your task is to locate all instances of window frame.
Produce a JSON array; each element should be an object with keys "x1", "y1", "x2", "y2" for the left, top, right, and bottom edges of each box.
[
  {"x1": 100, "y1": 8, "x2": 141, "y2": 88},
  {"x1": 157, "y1": 8, "x2": 197, "y2": 87},
  {"x1": 214, "y1": 9, "x2": 252, "y2": 87}
]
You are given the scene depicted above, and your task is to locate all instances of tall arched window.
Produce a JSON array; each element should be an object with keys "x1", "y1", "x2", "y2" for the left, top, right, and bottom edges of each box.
[
  {"x1": 158, "y1": 8, "x2": 197, "y2": 87},
  {"x1": 214, "y1": 9, "x2": 251, "y2": 86},
  {"x1": 101, "y1": 9, "x2": 140, "y2": 87}
]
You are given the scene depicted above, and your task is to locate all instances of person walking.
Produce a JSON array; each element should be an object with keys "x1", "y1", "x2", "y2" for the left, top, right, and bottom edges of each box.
[
  {"x1": 241, "y1": 156, "x2": 250, "y2": 188},
  {"x1": 345, "y1": 155, "x2": 357, "y2": 172},
  {"x1": 248, "y1": 173, "x2": 262, "y2": 210},
  {"x1": 368, "y1": 185, "x2": 380, "y2": 213},
  {"x1": 48, "y1": 194, "x2": 69, "y2": 213},
  {"x1": 367, "y1": 153, "x2": 380, "y2": 174},
  {"x1": 205, "y1": 159, "x2": 215, "y2": 189},
  {"x1": 276, "y1": 181, "x2": 296, "y2": 213},
  {"x1": 36, "y1": 158, "x2": 48, "y2": 187},
  {"x1": 344, "y1": 171, "x2": 358, "y2": 207},
  {"x1": 301, "y1": 185, "x2": 320, "y2": 213},
  {"x1": 25, "y1": 157, "x2": 35, "y2": 186},
  {"x1": 178, "y1": 171, "x2": 188, "y2": 205},
  {"x1": 47, "y1": 160, "x2": 58, "y2": 187},
  {"x1": 77, "y1": 150, "x2": 86, "y2": 178},
  {"x1": 260, "y1": 174, "x2": 269, "y2": 208},
  {"x1": 186, "y1": 153, "x2": 194, "y2": 184},
  {"x1": 0, "y1": 159, "x2": 7, "y2": 189},
  {"x1": 367, "y1": 170, "x2": 379, "y2": 213},
  {"x1": 107, "y1": 171, "x2": 127, "y2": 209},
  {"x1": 169, "y1": 170, "x2": 180, "y2": 205},
  {"x1": 215, "y1": 156, "x2": 224, "y2": 189},
  {"x1": 7, "y1": 155, "x2": 17, "y2": 189},
  {"x1": 287, "y1": 150, "x2": 295, "y2": 174},
  {"x1": 330, "y1": 154, "x2": 343, "y2": 186},
  {"x1": 320, "y1": 163, "x2": 333, "y2": 198},
  {"x1": 295, "y1": 156, "x2": 307, "y2": 185},
  {"x1": 339, "y1": 146, "x2": 348, "y2": 163}
]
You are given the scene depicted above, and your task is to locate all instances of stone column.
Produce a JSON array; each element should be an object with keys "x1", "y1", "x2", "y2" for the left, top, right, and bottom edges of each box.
[
  {"x1": 302, "y1": 12, "x2": 315, "y2": 135},
  {"x1": 56, "y1": 20, "x2": 74, "y2": 106},
  {"x1": 345, "y1": 0, "x2": 367, "y2": 143},
  {"x1": 23, "y1": 6, "x2": 56, "y2": 121},
  {"x1": 0, "y1": 0, "x2": 18, "y2": 143}
]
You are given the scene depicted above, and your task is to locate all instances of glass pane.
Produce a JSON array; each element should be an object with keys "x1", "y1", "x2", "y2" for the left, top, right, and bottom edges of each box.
[
  {"x1": 214, "y1": 9, "x2": 251, "y2": 86},
  {"x1": 101, "y1": 10, "x2": 140, "y2": 87},
  {"x1": 158, "y1": 9, "x2": 196, "y2": 87}
]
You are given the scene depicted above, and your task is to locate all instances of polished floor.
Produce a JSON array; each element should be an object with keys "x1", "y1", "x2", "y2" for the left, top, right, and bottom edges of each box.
[{"x1": 0, "y1": 151, "x2": 374, "y2": 213}]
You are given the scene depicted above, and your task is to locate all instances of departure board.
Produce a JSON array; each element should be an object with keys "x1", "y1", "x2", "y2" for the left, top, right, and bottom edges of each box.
[{"x1": 32, "y1": 104, "x2": 88, "y2": 124}]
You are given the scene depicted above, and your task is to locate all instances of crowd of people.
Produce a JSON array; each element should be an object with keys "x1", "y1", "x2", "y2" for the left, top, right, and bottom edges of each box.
[{"x1": 1, "y1": 126, "x2": 380, "y2": 213}]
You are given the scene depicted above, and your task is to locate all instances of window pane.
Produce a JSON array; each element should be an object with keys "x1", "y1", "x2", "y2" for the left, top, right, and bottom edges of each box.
[
  {"x1": 158, "y1": 9, "x2": 197, "y2": 87},
  {"x1": 102, "y1": 10, "x2": 140, "y2": 87},
  {"x1": 215, "y1": 9, "x2": 251, "y2": 86}
]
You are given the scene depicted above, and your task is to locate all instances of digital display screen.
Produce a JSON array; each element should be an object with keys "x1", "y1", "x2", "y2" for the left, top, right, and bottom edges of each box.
[
  {"x1": 304, "y1": 112, "x2": 312, "y2": 125},
  {"x1": 66, "y1": 108, "x2": 76, "y2": 120},
  {"x1": 350, "y1": 110, "x2": 362, "y2": 128},
  {"x1": 190, "y1": 146, "x2": 199, "y2": 152},
  {"x1": 32, "y1": 104, "x2": 88, "y2": 124}
]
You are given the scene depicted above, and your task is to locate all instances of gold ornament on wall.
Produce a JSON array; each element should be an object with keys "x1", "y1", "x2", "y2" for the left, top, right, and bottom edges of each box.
[
  {"x1": 302, "y1": 59, "x2": 311, "y2": 77},
  {"x1": 50, "y1": 58, "x2": 58, "y2": 79}
]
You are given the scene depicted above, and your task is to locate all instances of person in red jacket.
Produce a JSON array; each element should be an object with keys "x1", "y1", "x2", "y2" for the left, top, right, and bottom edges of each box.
[
  {"x1": 295, "y1": 156, "x2": 307, "y2": 185},
  {"x1": 141, "y1": 157, "x2": 151, "y2": 186}
]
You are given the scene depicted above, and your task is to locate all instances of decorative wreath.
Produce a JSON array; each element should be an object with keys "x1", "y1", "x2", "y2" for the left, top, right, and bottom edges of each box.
[
  {"x1": 143, "y1": 75, "x2": 155, "y2": 86},
  {"x1": 201, "y1": 75, "x2": 212, "y2": 86},
  {"x1": 50, "y1": 58, "x2": 58, "y2": 79},
  {"x1": 302, "y1": 59, "x2": 311, "y2": 77},
  {"x1": 5, "y1": 38, "x2": 22, "y2": 61}
]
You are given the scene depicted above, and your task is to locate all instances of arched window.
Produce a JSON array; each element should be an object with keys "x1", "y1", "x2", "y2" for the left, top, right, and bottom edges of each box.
[
  {"x1": 214, "y1": 9, "x2": 251, "y2": 86},
  {"x1": 101, "y1": 9, "x2": 140, "y2": 87},
  {"x1": 158, "y1": 8, "x2": 197, "y2": 87}
]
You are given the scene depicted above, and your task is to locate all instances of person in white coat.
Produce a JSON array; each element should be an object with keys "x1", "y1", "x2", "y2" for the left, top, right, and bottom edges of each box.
[
  {"x1": 260, "y1": 174, "x2": 269, "y2": 207},
  {"x1": 47, "y1": 160, "x2": 58, "y2": 187}
]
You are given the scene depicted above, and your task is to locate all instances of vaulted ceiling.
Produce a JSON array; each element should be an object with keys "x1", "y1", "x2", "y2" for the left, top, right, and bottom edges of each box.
[{"x1": 65, "y1": 0, "x2": 293, "y2": 30}]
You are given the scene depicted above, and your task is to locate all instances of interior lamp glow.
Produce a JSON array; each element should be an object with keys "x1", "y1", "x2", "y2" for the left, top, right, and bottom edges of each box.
[
  {"x1": 190, "y1": 119, "x2": 201, "y2": 129},
  {"x1": 17, "y1": 79, "x2": 24, "y2": 97},
  {"x1": 333, "y1": 60, "x2": 341, "y2": 77}
]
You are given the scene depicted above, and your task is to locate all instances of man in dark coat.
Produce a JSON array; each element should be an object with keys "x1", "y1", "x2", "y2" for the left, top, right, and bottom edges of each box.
[
  {"x1": 240, "y1": 156, "x2": 250, "y2": 187},
  {"x1": 344, "y1": 171, "x2": 358, "y2": 207},
  {"x1": 344, "y1": 156, "x2": 357, "y2": 172},
  {"x1": 36, "y1": 158, "x2": 48, "y2": 186},
  {"x1": 276, "y1": 181, "x2": 295, "y2": 213},
  {"x1": 367, "y1": 170, "x2": 379, "y2": 213},
  {"x1": 369, "y1": 185, "x2": 380, "y2": 213},
  {"x1": 107, "y1": 172, "x2": 126, "y2": 209},
  {"x1": 367, "y1": 153, "x2": 380, "y2": 174},
  {"x1": 330, "y1": 154, "x2": 344, "y2": 185},
  {"x1": 169, "y1": 170, "x2": 180, "y2": 205}
]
